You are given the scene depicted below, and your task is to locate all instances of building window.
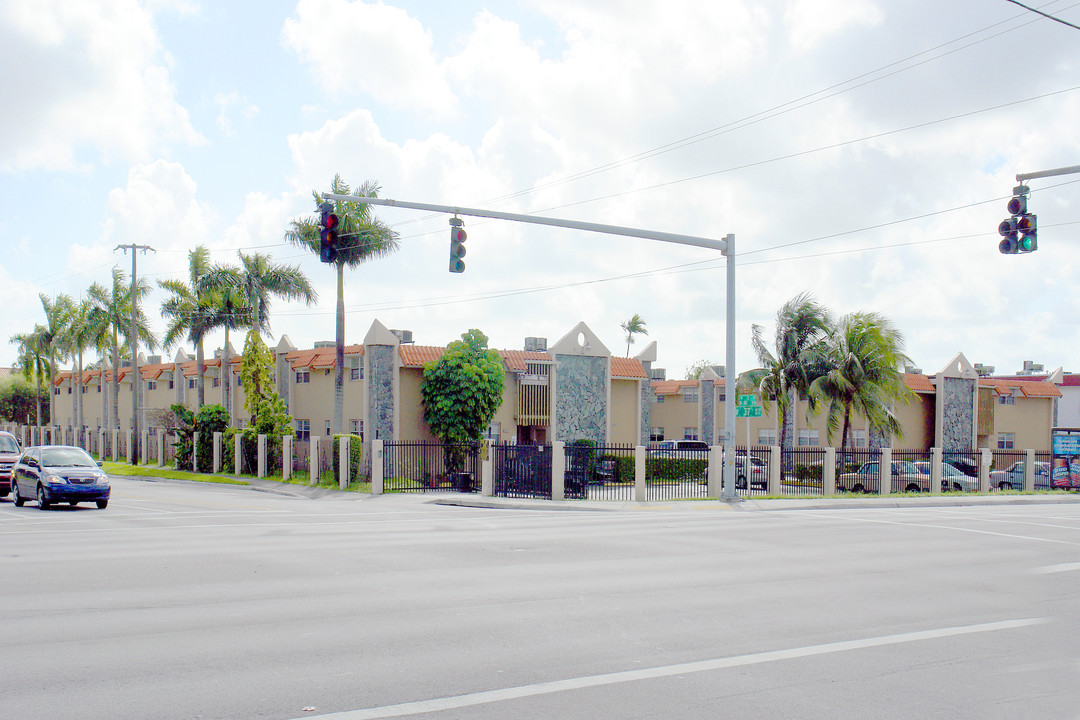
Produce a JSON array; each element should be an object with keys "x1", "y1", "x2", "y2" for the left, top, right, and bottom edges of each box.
[
  {"x1": 650, "y1": 427, "x2": 665, "y2": 442},
  {"x1": 296, "y1": 370, "x2": 310, "y2": 384},
  {"x1": 851, "y1": 429, "x2": 867, "y2": 447},
  {"x1": 683, "y1": 427, "x2": 699, "y2": 441},
  {"x1": 325, "y1": 420, "x2": 331, "y2": 436},
  {"x1": 237, "y1": 375, "x2": 243, "y2": 386},
  {"x1": 999, "y1": 394, "x2": 1015, "y2": 405},
  {"x1": 168, "y1": 379, "x2": 174, "y2": 389},
  {"x1": 683, "y1": 392, "x2": 698, "y2": 404},
  {"x1": 485, "y1": 422, "x2": 499, "y2": 441},
  {"x1": 212, "y1": 377, "x2": 220, "y2": 388},
  {"x1": 295, "y1": 419, "x2": 310, "y2": 442},
  {"x1": 797, "y1": 429, "x2": 819, "y2": 446},
  {"x1": 54, "y1": 387, "x2": 60, "y2": 395},
  {"x1": 997, "y1": 432, "x2": 1015, "y2": 450},
  {"x1": 350, "y1": 419, "x2": 362, "y2": 436},
  {"x1": 718, "y1": 392, "x2": 726, "y2": 402},
  {"x1": 350, "y1": 357, "x2": 362, "y2": 381},
  {"x1": 82, "y1": 386, "x2": 87, "y2": 394},
  {"x1": 97, "y1": 385, "x2": 101, "y2": 393},
  {"x1": 188, "y1": 378, "x2": 196, "y2": 389},
  {"x1": 654, "y1": 395, "x2": 665, "y2": 404},
  {"x1": 758, "y1": 428, "x2": 777, "y2": 446},
  {"x1": 148, "y1": 380, "x2": 157, "y2": 391}
]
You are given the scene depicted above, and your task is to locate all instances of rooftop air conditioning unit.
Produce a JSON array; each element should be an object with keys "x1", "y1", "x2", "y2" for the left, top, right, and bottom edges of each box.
[
  {"x1": 391, "y1": 329, "x2": 414, "y2": 344},
  {"x1": 650, "y1": 368, "x2": 667, "y2": 381},
  {"x1": 314, "y1": 341, "x2": 335, "y2": 349},
  {"x1": 524, "y1": 337, "x2": 548, "y2": 352},
  {"x1": 148, "y1": 355, "x2": 162, "y2": 365}
]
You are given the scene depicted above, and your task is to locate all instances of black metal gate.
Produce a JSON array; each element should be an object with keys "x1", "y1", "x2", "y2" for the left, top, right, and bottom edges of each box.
[{"x1": 494, "y1": 443, "x2": 552, "y2": 499}]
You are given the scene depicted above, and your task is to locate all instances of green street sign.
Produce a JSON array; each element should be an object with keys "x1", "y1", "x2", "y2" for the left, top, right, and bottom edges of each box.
[
  {"x1": 736, "y1": 406, "x2": 762, "y2": 418},
  {"x1": 736, "y1": 394, "x2": 759, "y2": 408}
]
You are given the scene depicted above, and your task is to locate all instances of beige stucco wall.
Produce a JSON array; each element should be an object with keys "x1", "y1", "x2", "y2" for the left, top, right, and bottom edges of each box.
[
  {"x1": 650, "y1": 393, "x2": 700, "y2": 440},
  {"x1": 609, "y1": 379, "x2": 640, "y2": 444},
  {"x1": 990, "y1": 395, "x2": 1054, "y2": 451}
]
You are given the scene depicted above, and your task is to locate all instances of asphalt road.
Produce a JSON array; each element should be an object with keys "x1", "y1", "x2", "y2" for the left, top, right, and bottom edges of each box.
[{"x1": 2, "y1": 477, "x2": 1079, "y2": 719}]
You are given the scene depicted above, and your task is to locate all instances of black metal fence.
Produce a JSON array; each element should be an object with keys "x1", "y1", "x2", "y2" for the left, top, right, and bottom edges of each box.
[
  {"x1": 565, "y1": 443, "x2": 636, "y2": 501},
  {"x1": 645, "y1": 446, "x2": 709, "y2": 500},
  {"x1": 780, "y1": 447, "x2": 828, "y2": 496},
  {"x1": 384, "y1": 441, "x2": 481, "y2": 492}
]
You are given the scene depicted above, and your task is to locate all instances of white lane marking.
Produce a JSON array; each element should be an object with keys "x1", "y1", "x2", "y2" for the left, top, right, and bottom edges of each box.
[
  {"x1": 801, "y1": 511, "x2": 1080, "y2": 546},
  {"x1": 294, "y1": 618, "x2": 1044, "y2": 720},
  {"x1": 1034, "y1": 561, "x2": 1080, "y2": 574}
]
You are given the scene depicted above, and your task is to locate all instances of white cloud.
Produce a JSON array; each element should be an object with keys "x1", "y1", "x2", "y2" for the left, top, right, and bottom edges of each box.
[
  {"x1": 214, "y1": 91, "x2": 259, "y2": 137},
  {"x1": 785, "y1": 0, "x2": 882, "y2": 53},
  {"x1": 0, "y1": 0, "x2": 204, "y2": 172},
  {"x1": 282, "y1": 0, "x2": 456, "y2": 115}
]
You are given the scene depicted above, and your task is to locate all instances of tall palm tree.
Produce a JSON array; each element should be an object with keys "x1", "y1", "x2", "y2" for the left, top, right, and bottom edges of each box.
[
  {"x1": 811, "y1": 311, "x2": 914, "y2": 449},
  {"x1": 39, "y1": 293, "x2": 74, "y2": 427},
  {"x1": 207, "y1": 251, "x2": 317, "y2": 339},
  {"x1": 749, "y1": 292, "x2": 831, "y2": 450},
  {"x1": 60, "y1": 298, "x2": 105, "y2": 433},
  {"x1": 204, "y1": 280, "x2": 252, "y2": 421},
  {"x1": 620, "y1": 314, "x2": 648, "y2": 357},
  {"x1": 159, "y1": 246, "x2": 218, "y2": 408},
  {"x1": 88, "y1": 267, "x2": 158, "y2": 431},
  {"x1": 11, "y1": 326, "x2": 49, "y2": 427},
  {"x1": 285, "y1": 175, "x2": 399, "y2": 434}
]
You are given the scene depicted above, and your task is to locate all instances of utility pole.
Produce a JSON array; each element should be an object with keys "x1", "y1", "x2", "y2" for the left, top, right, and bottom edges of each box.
[
  {"x1": 115, "y1": 243, "x2": 155, "y2": 464},
  {"x1": 321, "y1": 193, "x2": 740, "y2": 500}
]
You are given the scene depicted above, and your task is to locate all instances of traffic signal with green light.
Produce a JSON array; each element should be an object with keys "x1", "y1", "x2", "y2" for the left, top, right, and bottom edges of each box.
[
  {"x1": 999, "y1": 185, "x2": 1036, "y2": 254},
  {"x1": 449, "y1": 218, "x2": 466, "y2": 273}
]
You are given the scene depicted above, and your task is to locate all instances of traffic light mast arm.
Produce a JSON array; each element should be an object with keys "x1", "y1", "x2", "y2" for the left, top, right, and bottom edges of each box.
[
  {"x1": 1017, "y1": 164, "x2": 1080, "y2": 182},
  {"x1": 319, "y1": 193, "x2": 730, "y2": 254}
]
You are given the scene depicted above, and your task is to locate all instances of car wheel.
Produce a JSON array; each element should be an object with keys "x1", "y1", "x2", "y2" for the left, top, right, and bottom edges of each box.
[
  {"x1": 737, "y1": 474, "x2": 747, "y2": 488},
  {"x1": 12, "y1": 481, "x2": 24, "y2": 507},
  {"x1": 37, "y1": 485, "x2": 50, "y2": 510},
  {"x1": 1001, "y1": 482, "x2": 1013, "y2": 491},
  {"x1": 96, "y1": 499, "x2": 108, "y2": 509},
  {"x1": 852, "y1": 483, "x2": 865, "y2": 494},
  {"x1": 904, "y1": 483, "x2": 921, "y2": 493}
]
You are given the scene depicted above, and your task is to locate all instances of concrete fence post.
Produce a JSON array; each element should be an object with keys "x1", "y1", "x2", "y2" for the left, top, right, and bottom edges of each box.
[
  {"x1": 310, "y1": 435, "x2": 320, "y2": 486},
  {"x1": 634, "y1": 445, "x2": 646, "y2": 502},
  {"x1": 1023, "y1": 448, "x2": 1035, "y2": 492},
  {"x1": 931, "y1": 447, "x2": 943, "y2": 494},
  {"x1": 481, "y1": 440, "x2": 494, "y2": 496},
  {"x1": 979, "y1": 448, "x2": 992, "y2": 493},
  {"x1": 707, "y1": 445, "x2": 722, "y2": 497},
  {"x1": 159, "y1": 431, "x2": 166, "y2": 468},
  {"x1": 192, "y1": 432, "x2": 200, "y2": 473},
  {"x1": 213, "y1": 432, "x2": 222, "y2": 474},
  {"x1": 823, "y1": 447, "x2": 836, "y2": 498},
  {"x1": 880, "y1": 448, "x2": 893, "y2": 495},
  {"x1": 257, "y1": 434, "x2": 267, "y2": 478},
  {"x1": 372, "y1": 438, "x2": 384, "y2": 494},
  {"x1": 283, "y1": 435, "x2": 293, "y2": 481},
  {"x1": 234, "y1": 433, "x2": 243, "y2": 475},
  {"x1": 551, "y1": 440, "x2": 565, "y2": 501},
  {"x1": 769, "y1": 445, "x2": 781, "y2": 495},
  {"x1": 338, "y1": 435, "x2": 349, "y2": 489}
]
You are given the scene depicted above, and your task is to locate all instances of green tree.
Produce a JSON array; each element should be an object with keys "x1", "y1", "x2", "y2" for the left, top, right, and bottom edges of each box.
[
  {"x1": 38, "y1": 292, "x2": 75, "y2": 426},
  {"x1": 207, "y1": 251, "x2": 317, "y2": 339},
  {"x1": 748, "y1": 292, "x2": 831, "y2": 450},
  {"x1": 685, "y1": 359, "x2": 719, "y2": 380},
  {"x1": 159, "y1": 246, "x2": 218, "y2": 409},
  {"x1": 239, "y1": 329, "x2": 275, "y2": 422},
  {"x1": 0, "y1": 374, "x2": 42, "y2": 424},
  {"x1": 285, "y1": 175, "x2": 400, "y2": 435},
  {"x1": 420, "y1": 329, "x2": 505, "y2": 472},
  {"x1": 10, "y1": 327, "x2": 49, "y2": 426},
  {"x1": 60, "y1": 298, "x2": 104, "y2": 432},
  {"x1": 88, "y1": 267, "x2": 158, "y2": 431},
  {"x1": 811, "y1": 311, "x2": 914, "y2": 449},
  {"x1": 620, "y1": 313, "x2": 648, "y2": 357}
]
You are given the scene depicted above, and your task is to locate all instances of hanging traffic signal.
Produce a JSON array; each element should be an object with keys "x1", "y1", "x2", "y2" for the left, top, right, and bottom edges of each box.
[
  {"x1": 449, "y1": 218, "x2": 466, "y2": 273},
  {"x1": 999, "y1": 185, "x2": 1036, "y2": 255},
  {"x1": 318, "y1": 201, "x2": 339, "y2": 263}
]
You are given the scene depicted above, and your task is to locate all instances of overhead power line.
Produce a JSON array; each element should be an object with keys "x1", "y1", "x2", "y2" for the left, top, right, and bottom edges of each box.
[{"x1": 1005, "y1": 0, "x2": 1080, "y2": 30}]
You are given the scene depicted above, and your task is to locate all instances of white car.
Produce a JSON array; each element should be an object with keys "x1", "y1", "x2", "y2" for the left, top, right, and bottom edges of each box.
[
  {"x1": 911, "y1": 461, "x2": 976, "y2": 492},
  {"x1": 988, "y1": 461, "x2": 1051, "y2": 491}
]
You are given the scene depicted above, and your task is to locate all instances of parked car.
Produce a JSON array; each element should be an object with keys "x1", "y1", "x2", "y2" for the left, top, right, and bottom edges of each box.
[
  {"x1": 0, "y1": 430, "x2": 21, "y2": 498},
  {"x1": 12, "y1": 445, "x2": 111, "y2": 510},
  {"x1": 836, "y1": 460, "x2": 930, "y2": 493},
  {"x1": 647, "y1": 440, "x2": 709, "y2": 457},
  {"x1": 988, "y1": 461, "x2": 1051, "y2": 491},
  {"x1": 703, "y1": 454, "x2": 768, "y2": 489},
  {"x1": 911, "y1": 460, "x2": 977, "y2": 492}
]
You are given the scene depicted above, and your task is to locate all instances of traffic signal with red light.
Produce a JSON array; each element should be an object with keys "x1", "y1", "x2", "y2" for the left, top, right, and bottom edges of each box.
[
  {"x1": 999, "y1": 185, "x2": 1036, "y2": 254},
  {"x1": 449, "y1": 218, "x2": 466, "y2": 273},
  {"x1": 318, "y1": 201, "x2": 339, "y2": 263}
]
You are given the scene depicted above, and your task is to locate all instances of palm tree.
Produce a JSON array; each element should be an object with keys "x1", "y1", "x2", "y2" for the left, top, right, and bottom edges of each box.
[
  {"x1": 159, "y1": 246, "x2": 218, "y2": 408},
  {"x1": 285, "y1": 175, "x2": 399, "y2": 434},
  {"x1": 11, "y1": 326, "x2": 49, "y2": 427},
  {"x1": 207, "y1": 251, "x2": 317, "y2": 339},
  {"x1": 620, "y1": 314, "x2": 648, "y2": 357},
  {"x1": 38, "y1": 293, "x2": 74, "y2": 427},
  {"x1": 60, "y1": 298, "x2": 105, "y2": 433},
  {"x1": 749, "y1": 293, "x2": 831, "y2": 450},
  {"x1": 88, "y1": 267, "x2": 158, "y2": 431},
  {"x1": 811, "y1": 311, "x2": 914, "y2": 449},
  {"x1": 204, "y1": 280, "x2": 251, "y2": 421}
]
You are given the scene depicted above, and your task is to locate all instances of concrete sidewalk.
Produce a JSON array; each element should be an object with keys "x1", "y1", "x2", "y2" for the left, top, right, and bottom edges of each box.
[{"x1": 117, "y1": 471, "x2": 1080, "y2": 511}]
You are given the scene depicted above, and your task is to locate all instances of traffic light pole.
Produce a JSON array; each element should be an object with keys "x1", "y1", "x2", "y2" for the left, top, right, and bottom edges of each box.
[
  {"x1": 1017, "y1": 164, "x2": 1080, "y2": 182},
  {"x1": 321, "y1": 192, "x2": 740, "y2": 500}
]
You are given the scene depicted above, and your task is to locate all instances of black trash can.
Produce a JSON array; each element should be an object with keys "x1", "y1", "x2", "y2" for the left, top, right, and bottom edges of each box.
[{"x1": 450, "y1": 471, "x2": 475, "y2": 492}]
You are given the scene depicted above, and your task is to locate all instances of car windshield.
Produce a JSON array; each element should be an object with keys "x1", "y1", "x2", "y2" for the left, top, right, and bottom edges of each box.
[
  {"x1": 0, "y1": 436, "x2": 18, "y2": 453},
  {"x1": 41, "y1": 447, "x2": 96, "y2": 468}
]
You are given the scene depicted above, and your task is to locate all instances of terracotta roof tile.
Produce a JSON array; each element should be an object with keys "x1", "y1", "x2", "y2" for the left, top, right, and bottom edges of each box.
[
  {"x1": 499, "y1": 350, "x2": 552, "y2": 373},
  {"x1": 399, "y1": 345, "x2": 445, "y2": 368},
  {"x1": 903, "y1": 373, "x2": 935, "y2": 393},
  {"x1": 980, "y1": 378, "x2": 1061, "y2": 398},
  {"x1": 286, "y1": 344, "x2": 364, "y2": 370},
  {"x1": 611, "y1": 357, "x2": 648, "y2": 379},
  {"x1": 651, "y1": 379, "x2": 700, "y2": 395}
]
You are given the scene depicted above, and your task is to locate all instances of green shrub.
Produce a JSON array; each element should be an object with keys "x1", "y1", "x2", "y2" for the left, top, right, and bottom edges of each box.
[{"x1": 332, "y1": 434, "x2": 363, "y2": 485}]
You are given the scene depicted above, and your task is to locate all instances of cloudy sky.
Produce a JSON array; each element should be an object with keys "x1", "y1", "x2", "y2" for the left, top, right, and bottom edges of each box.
[{"x1": 2, "y1": 0, "x2": 1078, "y2": 380}]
